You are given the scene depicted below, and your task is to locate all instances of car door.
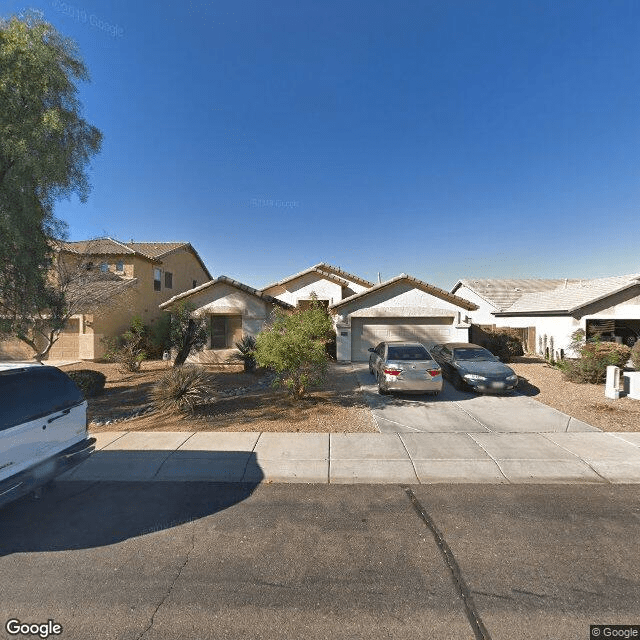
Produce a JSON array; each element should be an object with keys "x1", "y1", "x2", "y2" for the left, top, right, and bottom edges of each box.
[{"x1": 0, "y1": 368, "x2": 87, "y2": 482}]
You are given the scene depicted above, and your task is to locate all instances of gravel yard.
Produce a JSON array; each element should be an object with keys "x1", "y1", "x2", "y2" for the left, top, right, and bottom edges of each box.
[
  {"x1": 510, "y1": 356, "x2": 640, "y2": 432},
  {"x1": 60, "y1": 360, "x2": 378, "y2": 433}
]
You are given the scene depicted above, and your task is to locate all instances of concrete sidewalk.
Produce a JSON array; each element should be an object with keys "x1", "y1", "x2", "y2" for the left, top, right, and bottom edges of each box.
[{"x1": 58, "y1": 430, "x2": 640, "y2": 484}]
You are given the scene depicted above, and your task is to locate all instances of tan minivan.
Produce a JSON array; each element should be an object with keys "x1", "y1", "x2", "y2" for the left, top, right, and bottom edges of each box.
[{"x1": 0, "y1": 363, "x2": 95, "y2": 509}]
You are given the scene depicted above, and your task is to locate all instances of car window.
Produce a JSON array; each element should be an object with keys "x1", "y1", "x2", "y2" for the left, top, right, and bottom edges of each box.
[
  {"x1": 0, "y1": 367, "x2": 84, "y2": 431},
  {"x1": 453, "y1": 347, "x2": 496, "y2": 361},
  {"x1": 387, "y1": 345, "x2": 431, "y2": 360},
  {"x1": 441, "y1": 347, "x2": 452, "y2": 359}
]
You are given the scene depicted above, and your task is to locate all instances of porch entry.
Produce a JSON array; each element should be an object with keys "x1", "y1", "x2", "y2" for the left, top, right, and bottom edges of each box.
[{"x1": 210, "y1": 315, "x2": 243, "y2": 349}]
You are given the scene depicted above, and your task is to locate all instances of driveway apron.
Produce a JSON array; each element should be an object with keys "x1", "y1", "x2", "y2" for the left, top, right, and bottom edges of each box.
[{"x1": 355, "y1": 365, "x2": 599, "y2": 434}]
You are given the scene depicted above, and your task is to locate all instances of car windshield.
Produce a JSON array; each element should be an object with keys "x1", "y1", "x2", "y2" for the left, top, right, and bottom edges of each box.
[
  {"x1": 453, "y1": 348, "x2": 496, "y2": 361},
  {"x1": 387, "y1": 346, "x2": 430, "y2": 361}
]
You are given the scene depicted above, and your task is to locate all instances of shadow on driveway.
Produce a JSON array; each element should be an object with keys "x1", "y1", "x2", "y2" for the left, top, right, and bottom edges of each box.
[{"x1": 0, "y1": 452, "x2": 263, "y2": 557}]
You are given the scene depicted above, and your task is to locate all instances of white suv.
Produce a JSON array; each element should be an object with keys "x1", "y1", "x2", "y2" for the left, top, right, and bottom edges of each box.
[{"x1": 0, "y1": 363, "x2": 95, "y2": 509}]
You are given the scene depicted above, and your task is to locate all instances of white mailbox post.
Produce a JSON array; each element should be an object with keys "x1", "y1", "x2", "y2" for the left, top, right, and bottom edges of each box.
[{"x1": 605, "y1": 365, "x2": 621, "y2": 400}]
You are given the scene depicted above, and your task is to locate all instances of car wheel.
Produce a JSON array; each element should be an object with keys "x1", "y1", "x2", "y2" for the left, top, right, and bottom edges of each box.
[
  {"x1": 378, "y1": 381, "x2": 388, "y2": 395},
  {"x1": 368, "y1": 363, "x2": 374, "y2": 375}
]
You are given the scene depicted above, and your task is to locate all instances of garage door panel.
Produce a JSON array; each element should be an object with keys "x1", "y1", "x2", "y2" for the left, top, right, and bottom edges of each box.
[{"x1": 352, "y1": 318, "x2": 453, "y2": 362}]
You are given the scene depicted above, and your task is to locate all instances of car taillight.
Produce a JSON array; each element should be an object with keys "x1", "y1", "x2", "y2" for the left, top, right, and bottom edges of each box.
[
  {"x1": 427, "y1": 369, "x2": 441, "y2": 377},
  {"x1": 383, "y1": 368, "x2": 402, "y2": 376}
]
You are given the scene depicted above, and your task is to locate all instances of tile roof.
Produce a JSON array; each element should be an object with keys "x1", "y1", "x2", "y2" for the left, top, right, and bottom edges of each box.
[
  {"x1": 452, "y1": 278, "x2": 582, "y2": 310},
  {"x1": 56, "y1": 238, "x2": 212, "y2": 279},
  {"x1": 159, "y1": 276, "x2": 294, "y2": 309},
  {"x1": 124, "y1": 242, "x2": 190, "y2": 259},
  {"x1": 495, "y1": 274, "x2": 640, "y2": 314},
  {"x1": 261, "y1": 263, "x2": 374, "y2": 292},
  {"x1": 330, "y1": 273, "x2": 478, "y2": 312},
  {"x1": 57, "y1": 238, "x2": 138, "y2": 256}
]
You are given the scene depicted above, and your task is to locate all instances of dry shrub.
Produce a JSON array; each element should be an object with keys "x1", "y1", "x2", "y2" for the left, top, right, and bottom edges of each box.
[
  {"x1": 564, "y1": 342, "x2": 631, "y2": 384},
  {"x1": 151, "y1": 366, "x2": 213, "y2": 414},
  {"x1": 631, "y1": 341, "x2": 640, "y2": 370}
]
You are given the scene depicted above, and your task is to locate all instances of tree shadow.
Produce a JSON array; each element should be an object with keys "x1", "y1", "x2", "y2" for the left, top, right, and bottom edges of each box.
[{"x1": 0, "y1": 451, "x2": 263, "y2": 557}]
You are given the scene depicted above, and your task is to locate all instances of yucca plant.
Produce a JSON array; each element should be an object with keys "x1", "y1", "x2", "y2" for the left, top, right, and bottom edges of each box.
[
  {"x1": 151, "y1": 366, "x2": 212, "y2": 414},
  {"x1": 234, "y1": 335, "x2": 257, "y2": 371}
]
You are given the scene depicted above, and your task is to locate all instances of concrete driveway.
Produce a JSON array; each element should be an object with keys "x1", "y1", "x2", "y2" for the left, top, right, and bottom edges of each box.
[{"x1": 354, "y1": 365, "x2": 599, "y2": 434}]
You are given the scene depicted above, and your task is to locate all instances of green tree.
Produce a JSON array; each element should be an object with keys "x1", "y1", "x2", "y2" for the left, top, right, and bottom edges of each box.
[
  {"x1": 0, "y1": 12, "x2": 102, "y2": 354},
  {"x1": 254, "y1": 301, "x2": 334, "y2": 399},
  {"x1": 169, "y1": 302, "x2": 209, "y2": 367}
]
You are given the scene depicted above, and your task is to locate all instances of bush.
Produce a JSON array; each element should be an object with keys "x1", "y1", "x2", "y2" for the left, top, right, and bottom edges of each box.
[
  {"x1": 151, "y1": 366, "x2": 212, "y2": 414},
  {"x1": 254, "y1": 300, "x2": 334, "y2": 398},
  {"x1": 564, "y1": 341, "x2": 631, "y2": 383},
  {"x1": 67, "y1": 369, "x2": 106, "y2": 397},
  {"x1": 145, "y1": 314, "x2": 172, "y2": 359},
  {"x1": 101, "y1": 316, "x2": 147, "y2": 373},
  {"x1": 478, "y1": 329, "x2": 523, "y2": 363},
  {"x1": 631, "y1": 341, "x2": 640, "y2": 371}
]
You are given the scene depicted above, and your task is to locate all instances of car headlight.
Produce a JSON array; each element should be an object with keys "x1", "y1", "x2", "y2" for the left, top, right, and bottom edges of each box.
[
  {"x1": 463, "y1": 374, "x2": 487, "y2": 381},
  {"x1": 506, "y1": 375, "x2": 518, "y2": 382}
]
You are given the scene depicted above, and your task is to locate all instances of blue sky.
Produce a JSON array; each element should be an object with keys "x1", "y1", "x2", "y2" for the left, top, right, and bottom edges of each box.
[{"x1": 4, "y1": 0, "x2": 640, "y2": 289}]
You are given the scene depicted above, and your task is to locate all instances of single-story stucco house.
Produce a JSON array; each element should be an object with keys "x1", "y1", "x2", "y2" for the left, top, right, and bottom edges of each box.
[
  {"x1": 453, "y1": 274, "x2": 640, "y2": 359},
  {"x1": 161, "y1": 263, "x2": 478, "y2": 364}
]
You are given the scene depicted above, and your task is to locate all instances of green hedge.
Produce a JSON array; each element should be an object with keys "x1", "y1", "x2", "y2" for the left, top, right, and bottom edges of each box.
[
  {"x1": 478, "y1": 330, "x2": 524, "y2": 363},
  {"x1": 67, "y1": 369, "x2": 107, "y2": 397}
]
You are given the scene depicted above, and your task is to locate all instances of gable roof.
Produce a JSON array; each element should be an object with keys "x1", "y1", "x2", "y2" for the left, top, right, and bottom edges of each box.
[
  {"x1": 57, "y1": 238, "x2": 212, "y2": 279},
  {"x1": 451, "y1": 278, "x2": 581, "y2": 311},
  {"x1": 330, "y1": 273, "x2": 478, "y2": 312},
  {"x1": 494, "y1": 274, "x2": 640, "y2": 315},
  {"x1": 125, "y1": 241, "x2": 212, "y2": 279},
  {"x1": 159, "y1": 276, "x2": 294, "y2": 310},
  {"x1": 261, "y1": 262, "x2": 374, "y2": 292}
]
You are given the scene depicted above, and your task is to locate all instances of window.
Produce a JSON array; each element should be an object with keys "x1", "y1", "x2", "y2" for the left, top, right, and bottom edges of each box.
[
  {"x1": 164, "y1": 272, "x2": 173, "y2": 289},
  {"x1": 100, "y1": 262, "x2": 109, "y2": 273},
  {"x1": 154, "y1": 268, "x2": 162, "y2": 291},
  {"x1": 116, "y1": 260, "x2": 124, "y2": 272}
]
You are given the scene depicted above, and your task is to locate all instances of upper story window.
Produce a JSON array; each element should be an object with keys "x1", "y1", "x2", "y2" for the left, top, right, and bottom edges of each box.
[
  {"x1": 100, "y1": 262, "x2": 109, "y2": 273},
  {"x1": 153, "y1": 268, "x2": 162, "y2": 291},
  {"x1": 116, "y1": 260, "x2": 124, "y2": 272},
  {"x1": 164, "y1": 272, "x2": 173, "y2": 289}
]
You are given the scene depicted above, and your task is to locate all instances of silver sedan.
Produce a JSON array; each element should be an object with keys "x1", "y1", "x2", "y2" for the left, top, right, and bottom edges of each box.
[{"x1": 368, "y1": 341, "x2": 443, "y2": 395}]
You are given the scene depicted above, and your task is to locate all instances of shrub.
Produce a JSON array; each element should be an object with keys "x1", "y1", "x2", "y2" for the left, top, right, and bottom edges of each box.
[
  {"x1": 478, "y1": 329, "x2": 523, "y2": 363},
  {"x1": 145, "y1": 314, "x2": 172, "y2": 359},
  {"x1": 151, "y1": 366, "x2": 212, "y2": 414},
  {"x1": 101, "y1": 316, "x2": 147, "y2": 373},
  {"x1": 67, "y1": 369, "x2": 106, "y2": 397},
  {"x1": 234, "y1": 335, "x2": 257, "y2": 371},
  {"x1": 254, "y1": 300, "x2": 334, "y2": 398},
  {"x1": 169, "y1": 302, "x2": 209, "y2": 367},
  {"x1": 631, "y1": 341, "x2": 640, "y2": 371},
  {"x1": 564, "y1": 341, "x2": 631, "y2": 383}
]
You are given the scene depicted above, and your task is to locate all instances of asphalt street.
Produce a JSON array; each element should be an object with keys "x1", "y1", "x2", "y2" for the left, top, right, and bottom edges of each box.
[{"x1": 1, "y1": 482, "x2": 639, "y2": 640}]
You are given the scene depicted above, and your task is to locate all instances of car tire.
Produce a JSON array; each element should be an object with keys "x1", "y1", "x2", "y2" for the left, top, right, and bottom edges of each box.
[
  {"x1": 369, "y1": 363, "x2": 374, "y2": 375},
  {"x1": 378, "y1": 382, "x2": 388, "y2": 395}
]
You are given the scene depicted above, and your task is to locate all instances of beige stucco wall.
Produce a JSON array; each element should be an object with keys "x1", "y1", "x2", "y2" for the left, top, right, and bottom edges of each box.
[
  {"x1": 332, "y1": 282, "x2": 473, "y2": 362},
  {"x1": 268, "y1": 274, "x2": 344, "y2": 306}
]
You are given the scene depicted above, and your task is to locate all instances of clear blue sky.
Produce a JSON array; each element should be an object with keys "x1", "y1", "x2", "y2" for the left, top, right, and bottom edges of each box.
[{"x1": 5, "y1": 0, "x2": 640, "y2": 289}]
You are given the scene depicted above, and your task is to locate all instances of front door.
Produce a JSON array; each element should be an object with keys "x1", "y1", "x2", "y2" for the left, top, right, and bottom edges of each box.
[{"x1": 210, "y1": 315, "x2": 243, "y2": 349}]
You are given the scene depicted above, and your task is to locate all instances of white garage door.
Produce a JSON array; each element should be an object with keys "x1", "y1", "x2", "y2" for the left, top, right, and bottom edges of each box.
[{"x1": 351, "y1": 317, "x2": 453, "y2": 362}]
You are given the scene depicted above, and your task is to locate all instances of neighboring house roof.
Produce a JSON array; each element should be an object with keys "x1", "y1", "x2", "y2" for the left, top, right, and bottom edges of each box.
[
  {"x1": 329, "y1": 274, "x2": 479, "y2": 312},
  {"x1": 261, "y1": 262, "x2": 374, "y2": 292},
  {"x1": 56, "y1": 238, "x2": 212, "y2": 279},
  {"x1": 494, "y1": 274, "x2": 640, "y2": 315},
  {"x1": 159, "y1": 276, "x2": 294, "y2": 310},
  {"x1": 451, "y1": 278, "x2": 581, "y2": 311}
]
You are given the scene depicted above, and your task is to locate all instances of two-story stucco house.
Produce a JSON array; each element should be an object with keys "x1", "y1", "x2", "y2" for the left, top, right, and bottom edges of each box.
[{"x1": 0, "y1": 237, "x2": 212, "y2": 361}]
